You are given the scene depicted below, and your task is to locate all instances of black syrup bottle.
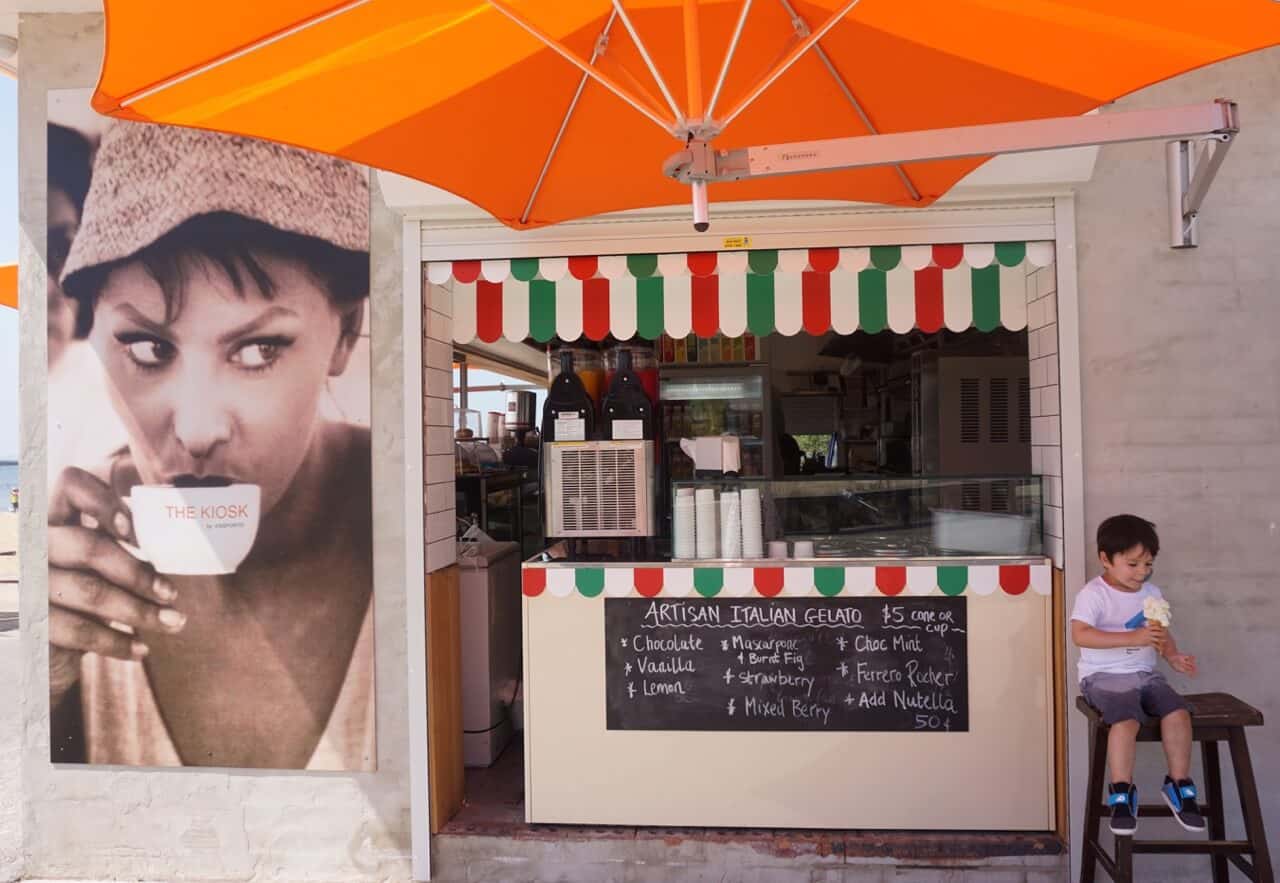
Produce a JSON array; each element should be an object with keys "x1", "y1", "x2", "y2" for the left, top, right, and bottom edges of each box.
[
  {"x1": 541, "y1": 349, "x2": 596, "y2": 442},
  {"x1": 599, "y1": 348, "x2": 654, "y2": 441}
]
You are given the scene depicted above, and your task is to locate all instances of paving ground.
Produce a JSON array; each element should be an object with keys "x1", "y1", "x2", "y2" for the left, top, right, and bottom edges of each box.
[
  {"x1": 1, "y1": 628, "x2": 20, "y2": 882},
  {"x1": 433, "y1": 744, "x2": 1067, "y2": 882},
  {"x1": 1, "y1": 511, "x2": 19, "y2": 880},
  {"x1": 0, "y1": 511, "x2": 16, "y2": 632}
]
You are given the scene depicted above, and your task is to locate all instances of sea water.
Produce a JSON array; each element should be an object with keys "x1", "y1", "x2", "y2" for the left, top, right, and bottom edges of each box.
[{"x1": 0, "y1": 462, "x2": 18, "y2": 495}]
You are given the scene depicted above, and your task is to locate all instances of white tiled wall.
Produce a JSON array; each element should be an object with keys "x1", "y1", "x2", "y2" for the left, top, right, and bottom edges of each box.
[
  {"x1": 1027, "y1": 262, "x2": 1064, "y2": 568},
  {"x1": 424, "y1": 278, "x2": 456, "y2": 572}
]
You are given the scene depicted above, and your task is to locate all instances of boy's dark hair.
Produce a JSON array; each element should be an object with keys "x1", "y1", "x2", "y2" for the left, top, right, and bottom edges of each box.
[
  {"x1": 63, "y1": 212, "x2": 369, "y2": 339},
  {"x1": 1096, "y1": 514, "x2": 1160, "y2": 560}
]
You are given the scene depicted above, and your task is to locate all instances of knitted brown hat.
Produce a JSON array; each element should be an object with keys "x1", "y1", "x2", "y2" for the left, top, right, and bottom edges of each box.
[{"x1": 62, "y1": 121, "x2": 368, "y2": 288}]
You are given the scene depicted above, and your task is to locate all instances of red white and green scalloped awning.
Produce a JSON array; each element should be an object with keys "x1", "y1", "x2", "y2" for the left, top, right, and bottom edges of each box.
[
  {"x1": 522, "y1": 562, "x2": 1051, "y2": 599},
  {"x1": 432, "y1": 242, "x2": 1054, "y2": 344}
]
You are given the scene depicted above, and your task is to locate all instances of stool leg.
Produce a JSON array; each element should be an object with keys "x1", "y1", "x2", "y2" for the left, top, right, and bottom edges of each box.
[
  {"x1": 1202, "y1": 740, "x2": 1228, "y2": 883},
  {"x1": 1081, "y1": 723, "x2": 1108, "y2": 883},
  {"x1": 1114, "y1": 832, "x2": 1133, "y2": 883},
  {"x1": 1228, "y1": 728, "x2": 1274, "y2": 883}
]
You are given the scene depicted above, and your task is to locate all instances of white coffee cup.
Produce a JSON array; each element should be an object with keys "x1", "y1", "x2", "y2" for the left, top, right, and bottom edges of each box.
[{"x1": 125, "y1": 484, "x2": 262, "y2": 575}]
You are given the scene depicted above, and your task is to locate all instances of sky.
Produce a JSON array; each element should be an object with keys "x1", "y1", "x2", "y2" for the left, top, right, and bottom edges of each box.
[{"x1": 1, "y1": 74, "x2": 17, "y2": 461}]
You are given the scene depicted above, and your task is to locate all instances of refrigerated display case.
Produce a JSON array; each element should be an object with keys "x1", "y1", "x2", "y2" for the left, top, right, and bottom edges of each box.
[
  {"x1": 658, "y1": 365, "x2": 773, "y2": 481},
  {"x1": 669, "y1": 474, "x2": 1044, "y2": 560}
]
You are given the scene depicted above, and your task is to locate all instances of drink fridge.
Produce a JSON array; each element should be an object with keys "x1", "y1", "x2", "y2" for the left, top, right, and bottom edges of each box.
[{"x1": 658, "y1": 364, "x2": 773, "y2": 481}]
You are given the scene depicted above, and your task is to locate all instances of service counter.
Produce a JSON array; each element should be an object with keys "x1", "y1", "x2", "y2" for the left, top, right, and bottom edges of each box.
[{"x1": 520, "y1": 555, "x2": 1055, "y2": 830}]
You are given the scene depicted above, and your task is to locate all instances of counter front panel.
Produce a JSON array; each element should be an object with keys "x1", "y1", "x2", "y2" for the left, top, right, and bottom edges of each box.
[{"x1": 522, "y1": 560, "x2": 1054, "y2": 830}]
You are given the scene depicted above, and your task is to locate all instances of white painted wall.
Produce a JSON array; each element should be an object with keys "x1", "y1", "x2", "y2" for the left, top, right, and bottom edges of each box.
[
  {"x1": 1070, "y1": 47, "x2": 1280, "y2": 879},
  {"x1": 15, "y1": 15, "x2": 414, "y2": 881}
]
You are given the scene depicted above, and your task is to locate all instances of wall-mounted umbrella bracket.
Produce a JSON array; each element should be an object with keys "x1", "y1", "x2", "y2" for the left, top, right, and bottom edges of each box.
[
  {"x1": 666, "y1": 99, "x2": 1239, "y2": 248},
  {"x1": 1166, "y1": 133, "x2": 1234, "y2": 249}
]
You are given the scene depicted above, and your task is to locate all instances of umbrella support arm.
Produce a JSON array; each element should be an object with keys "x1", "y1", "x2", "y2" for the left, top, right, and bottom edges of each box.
[
  {"x1": 665, "y1": 99, "x2": 1238, "y2": 247},
  {"x1": 1167, "y1": 134, "x2": 1233, "y2": 248}
]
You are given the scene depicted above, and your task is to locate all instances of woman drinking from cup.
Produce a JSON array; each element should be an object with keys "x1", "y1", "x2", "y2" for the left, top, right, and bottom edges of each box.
[{"x1": 49, "y1": 121, "x2": 374, "y2": 770}]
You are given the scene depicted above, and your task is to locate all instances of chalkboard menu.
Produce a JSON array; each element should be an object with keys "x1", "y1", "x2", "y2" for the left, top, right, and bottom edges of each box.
[{"x1": 605, "y1": 597, "x2": 968, "y2": 732}]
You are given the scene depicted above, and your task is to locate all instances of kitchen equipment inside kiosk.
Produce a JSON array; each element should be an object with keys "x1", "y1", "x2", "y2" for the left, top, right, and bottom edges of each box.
[{"x1": 541, "y1": 346, "x2": 660, "y2": 556}]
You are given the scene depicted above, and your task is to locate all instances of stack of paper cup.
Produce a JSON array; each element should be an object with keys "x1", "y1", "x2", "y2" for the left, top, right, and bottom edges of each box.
[
  {"x1": 740, "y1": 487, "x2": 764, "y2": 559},
  {"x1": 695, "y1": 487, "x2": 719, "y2": 560},
  {"x1": 673, "y1": 488, "x2": 696, "y2": 560},
  {"x1": 719, "y1": 491, "x2": 741, "y2": 559}
]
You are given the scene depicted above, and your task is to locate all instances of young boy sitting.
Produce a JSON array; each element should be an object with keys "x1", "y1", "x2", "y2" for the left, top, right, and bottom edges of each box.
[{"x1": 1071, "y1": 514, "x2": 1204, "y2": 835}]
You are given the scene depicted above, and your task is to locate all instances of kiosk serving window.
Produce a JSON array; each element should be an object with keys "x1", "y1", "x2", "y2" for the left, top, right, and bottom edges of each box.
[{"x1": 432, "y1": 241, "x2": 1061, "y2": 833}]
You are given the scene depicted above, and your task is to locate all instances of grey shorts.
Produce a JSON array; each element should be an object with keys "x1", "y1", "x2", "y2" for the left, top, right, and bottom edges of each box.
[{"x1": 1080, "y1": 671, "x2": 1189, "y2": 725}]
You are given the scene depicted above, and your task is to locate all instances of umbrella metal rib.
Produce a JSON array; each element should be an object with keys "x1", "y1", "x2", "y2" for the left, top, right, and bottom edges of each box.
[
  {"x1": 520, "y1": 10, "x2": 619, "y2": 225},
  {"x1": 720, "y1": 0, "x2": 863, "y2": 128},
  {"x1": 119, "y1": 0, "x2": 375, "y2": 108},
  {"x1": 777, "y1": 0, "x2": 921, "y2": 202},
  {"x1": 704, "y1": 0, "x2": 753, "y2": 124},
  {"x1": 487, "y1": 0, "x2": 674, "y2": 134},
  {"x1": 612, "y1": 0, "x2": 685, "y2": 127},
  {"x1": 683, "y1": 0, "x2": 704, "y2": 117}
]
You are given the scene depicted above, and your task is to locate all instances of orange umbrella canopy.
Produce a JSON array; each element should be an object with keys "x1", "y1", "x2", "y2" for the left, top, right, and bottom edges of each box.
[
  {"x1": 94, "y1": 1, "x2": 1280, "y2": 229},
  {"x1": 0, "y1": 264, "x2": 15, "y2": 310}
]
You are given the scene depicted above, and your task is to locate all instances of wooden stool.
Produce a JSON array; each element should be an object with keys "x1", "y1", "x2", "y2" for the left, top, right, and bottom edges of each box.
[{"x1": 1077, "y1": 692, "x2": 1273, "y2": 883}]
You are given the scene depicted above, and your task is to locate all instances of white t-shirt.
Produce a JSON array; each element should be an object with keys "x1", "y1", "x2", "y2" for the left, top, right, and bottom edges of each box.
[{"x1": 1070, "y1": 576, "x2": 1166, "y2": 682}]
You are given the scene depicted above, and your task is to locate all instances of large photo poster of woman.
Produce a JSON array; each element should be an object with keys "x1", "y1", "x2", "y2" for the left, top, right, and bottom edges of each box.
[{"x1": 46, "y1": 90, "x2": 375, "y2": 771}]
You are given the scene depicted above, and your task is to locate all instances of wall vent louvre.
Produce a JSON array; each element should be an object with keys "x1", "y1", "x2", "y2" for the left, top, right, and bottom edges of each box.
[
  {"x1": 1018, "y1": 377, "x2": 1032, "y2": 444},
  {"x1": 959, "y1": 378, "x2": 981, "y2": 444},
  {"x1": 991, "y1": 481, "x2": 1011, "y2": 512},
  {"x1": 989, "y1": 378, "x2": 1010, "y2": 444}
]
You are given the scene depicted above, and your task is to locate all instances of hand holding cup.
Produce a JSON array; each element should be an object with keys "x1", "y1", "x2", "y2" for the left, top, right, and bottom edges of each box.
[{"x1": 47, "y1": 468, "x2": 186, "y2": 706}]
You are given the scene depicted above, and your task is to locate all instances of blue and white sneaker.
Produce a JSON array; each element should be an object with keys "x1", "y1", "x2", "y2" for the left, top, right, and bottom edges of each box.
[
  {"x1": 1108, "y1": 782, "x2": 1138, "y2": 835},
  {"x1": 1161, "y1": 776, "x2": 1207, "y2": 832}
]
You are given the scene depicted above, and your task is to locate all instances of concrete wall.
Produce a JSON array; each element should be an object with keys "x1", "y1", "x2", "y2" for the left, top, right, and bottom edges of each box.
[
  {"x1": 1071, "y1": 48, "x2": 1280, "y2": 877},
  {"x1": 0, "y1": 630, "x2": 19, "y2": 882},
  {"x1": 15, "y1": 14, "x2": 414, "y2": 881}
]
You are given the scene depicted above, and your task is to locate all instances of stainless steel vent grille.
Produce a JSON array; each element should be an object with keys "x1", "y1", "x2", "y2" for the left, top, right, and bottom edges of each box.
[
  {"x1": 548, "y1": 441, "x2": 654, "y2": 537},
  {"x1": 559, "y1": 447, "x2": 637, "y2": 532}
]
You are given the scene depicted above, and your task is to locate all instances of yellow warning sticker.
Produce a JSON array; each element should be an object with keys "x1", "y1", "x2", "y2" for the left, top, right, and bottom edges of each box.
[{"x1": 721, "y1": 236, "x2": 752, "y2": 249}]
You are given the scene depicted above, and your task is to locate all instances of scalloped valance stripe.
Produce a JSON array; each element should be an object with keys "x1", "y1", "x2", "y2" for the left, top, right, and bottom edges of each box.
[{"x1": 434, "y1": 242, "x2": 1053, "y2": 344}]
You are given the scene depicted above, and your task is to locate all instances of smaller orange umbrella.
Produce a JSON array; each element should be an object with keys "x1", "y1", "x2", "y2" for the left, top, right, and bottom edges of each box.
[{"x1": 0, "y1": 264, "x2": 15, "y2": 310}]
